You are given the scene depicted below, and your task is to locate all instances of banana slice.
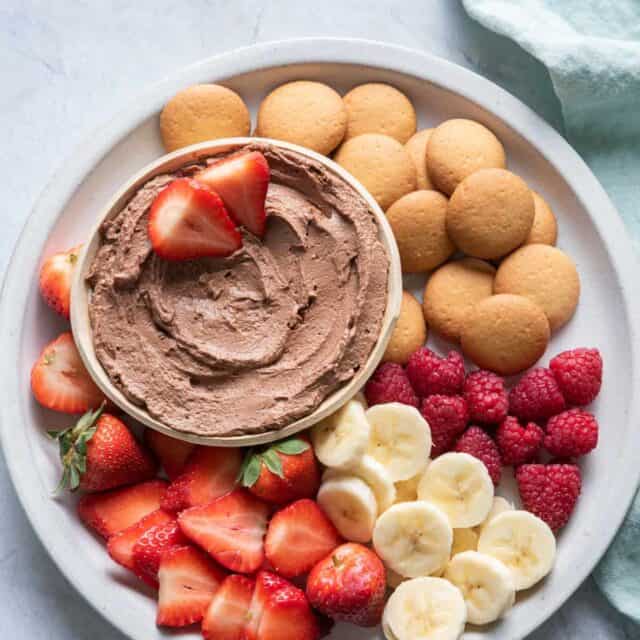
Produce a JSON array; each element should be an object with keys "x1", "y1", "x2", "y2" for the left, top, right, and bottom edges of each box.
[
  {"x1": 395, "y1": 472, "x2": 424, "y2": 504},
  {"x1": 317, "y1": 475, "x2": 377, "y2": 543},
  {"x1": 323, "y1": 455, "x2": 396, "y2": 513},
  {"x1": 373, "y1": 501, "x2": 452, "y2": 578},
  {"x1": 366, "y1": 403, "x2": 431, "y2": 482},
  {"x1": 417, "y1": 452, "x2": 494, "y2": 528},
  {"x1": 475, "y1": 496, "x2": 514, "y2": 536},
  {"x1": 311, "y1": 400, "x2": 370, "y2": 469},
  {"x1": 477, "y1": 510, "x2": 556, "y2": 590},
  {"x1": 383, "y1": 576, "x2": 467, "y2": 640},
  {"x1": 451, "y1": 528, "x2": 478, "y2": 557},
  {"x1": 444, "y1": 550, "x2": 515, "y2": 625}
]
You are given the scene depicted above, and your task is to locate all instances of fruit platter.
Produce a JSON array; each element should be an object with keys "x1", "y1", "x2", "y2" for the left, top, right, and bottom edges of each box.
[{"x1": 1, "y1": 40, "x2": 639, "y2": 640}]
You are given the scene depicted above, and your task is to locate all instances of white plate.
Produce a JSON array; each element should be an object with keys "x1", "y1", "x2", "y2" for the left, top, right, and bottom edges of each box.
[{"x1": 1, "y1": 38, "x2": 639, "y2": 640}]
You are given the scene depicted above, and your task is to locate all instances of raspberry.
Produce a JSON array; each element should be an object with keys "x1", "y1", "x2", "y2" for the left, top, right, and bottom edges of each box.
[
  {"x1": 495, "y1": 416, "x2": 544, "y2": 466},
  {"x1": 420, "y1": 395, "x2": 469, "y2": 457},
  {"x1": 463, "y1": 370, "x2": 508, "y2": 424},
  {"x1": 406, "y1": 348, "x2": 465, "y2": 397},
  {"x1": 364, "y1": 362, "x2": 418, "y2": 408},
  {"x1": 550, "y1": 348, "x2": 602, "y2": 406},
  {"x1": 509, "y1": 368, "x2": 565, "y2": 422},
  {"x1": 544, "y1": 409, "x2": 598, "y2": 457},
  {"x1": 516, "y1": 463, "x2": 581, "y2": 531},
  {"x1": 454, "y1": 426, "x2": 502, "y2": 485}
]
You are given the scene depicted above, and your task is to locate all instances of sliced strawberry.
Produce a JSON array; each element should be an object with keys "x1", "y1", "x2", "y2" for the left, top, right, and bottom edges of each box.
[
  {"x1": 246, "y1": 571, "x2": 319, "y2": 640},
  {"x1": 31, "y1": 332, "x2": 105, "y2": 414},
  {"x1": 265, "y1": 499, "x2": 342, "y2": 578},
  {"x1": 148, "y1": 178, "x2": 242, "y2": 261},
  {"x1": 144, "y1": 428, "x2": 195, "y2": 480},
  {"x1": 195, "y1": 151, "x2": 269, "y2": 237},
  {"x1": 131, "y1": 519, "x2": 187, "y2": 588},
  {"x1": 202, "y1": 574, "x2": 255, "y2": 640},
  {"x1": 107, "y1": 509, "x2": 174, "y2": 570},
  {"x1": 161, "y1": 446, "x2": 242, "y2": 513},
  {"x1": 78, "y1": 479, "x2": 168, "y2": 539},
  {"x1": 156, "y1": 545, "x2": 227, "y2": 627},
  {"x1": 38, "y1": 244, "x2": 81, "y2": 318},
  {"x1": 178, "y1": 489, "x2": 269, "y2": 574}
]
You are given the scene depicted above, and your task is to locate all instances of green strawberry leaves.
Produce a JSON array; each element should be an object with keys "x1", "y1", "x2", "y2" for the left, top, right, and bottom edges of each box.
[
  {"x1": 48, "y1": 403, "x2": 104, "y2": 492},
  {"x1": 239, "y1": 437, "x2": 310, "y2": 488}
]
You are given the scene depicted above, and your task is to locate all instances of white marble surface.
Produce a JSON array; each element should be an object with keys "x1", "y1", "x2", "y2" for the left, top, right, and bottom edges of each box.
[{"x1": 1, "y1": 1, "x2": 638, "y2": 638}]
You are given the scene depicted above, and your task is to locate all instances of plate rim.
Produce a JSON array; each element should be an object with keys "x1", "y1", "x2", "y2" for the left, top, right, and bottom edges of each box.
[{"x1": 1, "y1": 37, "x2": 639, "y2": 640}]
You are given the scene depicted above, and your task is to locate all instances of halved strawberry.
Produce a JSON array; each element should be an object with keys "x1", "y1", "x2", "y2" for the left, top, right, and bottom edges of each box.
[
  {"x1": 161, "y1": 446, "x2": 242, "y2": 513},
  {"x1": 144, "y1": 428, "x2": 195, "y2": 480},
  {"x1": 156, "y1": 545, "x2": 227, "y2": 627},
  {"x1": 202, "y1": 574, "x2": 255, "y2": 640},
  {"x1": 77, "y1": 479, "x2": 168, "y2": 539},
  {"x1": 107, "y1": 509, "x2": 174, "y2": 570},
  {"x1": 31, "y1": 332, "x2": 105, "y2": 414},
  {"x1": 39, "y1": 244, "x2": 82, "y2": 318},
  {"x1": 265, "y1": 499, "x2": 342, "y2": 579},
  {"x1": 148, "y1": 178, "x2": 242, "y2": 261},
  {"x1": 178, "y1": 489, "x2": 269, "y2": 574},
  {"x1": 245, "y1": 571, "x2": 319, "y2": 640},
  {"x1": 132, "y1": 519, "x2": 187, "y2": 588},
  {"x1": 195, "y1": 151, "x2": 269, "y2": 237}
]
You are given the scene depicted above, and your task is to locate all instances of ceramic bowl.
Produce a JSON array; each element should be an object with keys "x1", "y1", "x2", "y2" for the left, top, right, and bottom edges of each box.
[{"x1": 70, "y1": 136, "x2": 403, "y2": 446}]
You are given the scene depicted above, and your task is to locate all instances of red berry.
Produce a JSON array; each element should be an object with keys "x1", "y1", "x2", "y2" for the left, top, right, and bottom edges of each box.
[
  {"x1": 454, "y1": 426, "x2": 502, "y2": 485},
  {"x1": 550, "y1": 348, "x2": 602, "y2": 406},
  {"x1": 420, "y1": 395, "x2": 469, "y2": 457},
  {"x1": 509, "y1": 368, "x2": 565, "y2": 422},
  {"x1": 463, "y1": 370, "x2": 508, "y2": 424},
  {"x1": 495, "y1": 416, "x2": 544, "y2": 466},
  {"x1": 544, "y1": 409, "x2": 598, "y2": 458},
  {"x1": 364, "y1": 362, "x2": 418, "y2": 407},
  {"x1": 306, "y1": 543, "x2": 386, "y2": 628},
  {"x1": 516, "y1": 463, "x2": 581, "y2": 531},
  {"x1": 406, "y1": 348, "x2": 465, "y2": 397}
]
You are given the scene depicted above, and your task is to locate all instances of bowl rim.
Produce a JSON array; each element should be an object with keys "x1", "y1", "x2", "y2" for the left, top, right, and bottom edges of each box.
[{"x1": 70, "y1": 136, "x2": 403, "y2": 446}]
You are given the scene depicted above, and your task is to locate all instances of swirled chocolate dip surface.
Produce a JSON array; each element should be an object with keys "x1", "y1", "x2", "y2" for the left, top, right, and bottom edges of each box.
[{"x1": 87, "y1": 143, "x2": 389, "y2": 436}]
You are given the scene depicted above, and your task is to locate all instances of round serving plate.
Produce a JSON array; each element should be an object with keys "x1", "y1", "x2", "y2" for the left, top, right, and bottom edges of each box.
[
  {"x1": 69, "y1": 136, "x2": 403, "y2": 447},
  {"x1": 1, "y1": 38, "x2": 639, "y2": 640}
]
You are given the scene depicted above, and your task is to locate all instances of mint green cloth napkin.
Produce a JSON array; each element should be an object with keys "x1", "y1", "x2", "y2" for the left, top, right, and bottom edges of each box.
[{"x1": 463, "y1": 0, "x2": 640, "y2": 623}]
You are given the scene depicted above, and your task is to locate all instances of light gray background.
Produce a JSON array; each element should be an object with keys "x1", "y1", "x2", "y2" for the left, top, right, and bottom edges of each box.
[{"x1": 1, "y1": 1, "x2": 637, "y2": 638}]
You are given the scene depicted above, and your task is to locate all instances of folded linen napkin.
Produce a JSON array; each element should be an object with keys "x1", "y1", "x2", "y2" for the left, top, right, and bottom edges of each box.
[{"x1": 463, "y1": 0, "x2": 640, "y2": 623}]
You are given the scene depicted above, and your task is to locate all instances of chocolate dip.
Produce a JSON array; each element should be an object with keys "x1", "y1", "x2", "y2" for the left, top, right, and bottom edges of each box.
[{"x1": 87, "y1": 143, "x2": 389, "y2": 436}]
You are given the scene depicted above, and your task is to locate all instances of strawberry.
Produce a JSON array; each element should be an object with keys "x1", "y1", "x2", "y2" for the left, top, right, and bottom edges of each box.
[
  {"x1": 178, "y1": 489, "x2": 269, "y2": 574},
  {"x1": 245, "y1": 571, "x2": 319, "y2": 640},
  {"x1": 132, "y1": 519, "x2": 187, "y2": 587},
  {"x1": 195, "y1": 151, "x2": 270, "y2": 237},
  {"x1": 107, "y1": 509, "x2": 173, "y2": 570},
  {"x1": 31, "y1": 332, "x2": 105, "y2": 414},
  {"x1": 156, "y1": 545, "x2": 227, "y2": 627},
  {"x1": 161, "y1": 446, "x2": 242, "y2": 513},
  {"x1": 306, "y1": 543, "x2": 386, "y2": 627},
  {"x1": 38, "y1": 244, "x2": 81, "y2": 318},
  {"x1": 265, "y1": 499, "x2": 342, "y2": 578},
  {"x1": 143, "y1": 428, "x2": 195, "y2": 480},
  {"x1": 48, "y1": 406, "x2": 157, "y2": 492},
  {"x1": 77, "y1": 479, "x2": 168, "y2": 539},
  {"x1": 240, "y1": 436, "x2": 320, "y2": 505},
  {"x1": 202, "y1": 574, "x2": 255, "y2": 640},
  {"x1": 148, "y1": 178, "x2": 242, "y2": 261}
]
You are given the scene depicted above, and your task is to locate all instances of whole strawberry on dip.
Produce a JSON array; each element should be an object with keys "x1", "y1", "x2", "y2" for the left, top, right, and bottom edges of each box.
[{"x1": 87, "y1": 143, "x2": 389, "y2": 437}]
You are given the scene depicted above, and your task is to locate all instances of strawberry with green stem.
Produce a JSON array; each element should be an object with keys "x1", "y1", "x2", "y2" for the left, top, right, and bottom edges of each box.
[
  {"x1": 239, "y1": 436, "x2": 320, "y2": 505},
  {"x1": 48, "y1": 403, "x2": 157, "y2": 492}
]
